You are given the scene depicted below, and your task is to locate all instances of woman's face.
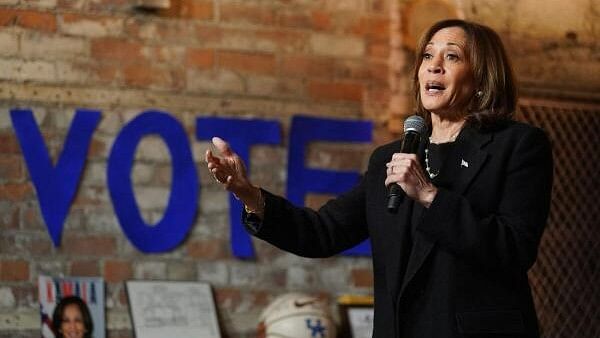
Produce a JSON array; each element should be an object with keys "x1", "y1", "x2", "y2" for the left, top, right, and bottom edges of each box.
[
  {"x1": 60, "y1": 304, "x2": 86, "y2": 338},
  {"x1": 418, "y1": 26, "x2": 475, "y2": 117}
]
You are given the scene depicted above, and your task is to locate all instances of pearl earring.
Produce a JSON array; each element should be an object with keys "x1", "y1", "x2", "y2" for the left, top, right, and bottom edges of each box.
[{"x1": 476, "y1": 90, "x2": 483, "y2": 97}]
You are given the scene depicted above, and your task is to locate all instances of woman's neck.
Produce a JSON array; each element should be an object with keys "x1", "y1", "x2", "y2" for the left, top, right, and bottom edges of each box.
[{"x1": 430, "y1": 114, "x2": 466, "y2": 143}]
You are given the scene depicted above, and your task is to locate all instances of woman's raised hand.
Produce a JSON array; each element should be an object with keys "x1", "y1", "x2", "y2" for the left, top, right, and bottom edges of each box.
[{"x1": 205, "y1": 137, "x2": 257, "y2": 203}]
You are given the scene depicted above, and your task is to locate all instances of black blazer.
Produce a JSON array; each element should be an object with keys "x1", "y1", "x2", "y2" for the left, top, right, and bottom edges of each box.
[{"x1": 248, "y1": 121, "x2": 553, "y2": 338}]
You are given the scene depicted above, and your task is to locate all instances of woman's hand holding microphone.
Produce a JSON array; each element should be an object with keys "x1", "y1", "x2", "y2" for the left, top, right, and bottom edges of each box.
[{"x1": 385, "y1": 153, "x2": 438, "y2": 208}]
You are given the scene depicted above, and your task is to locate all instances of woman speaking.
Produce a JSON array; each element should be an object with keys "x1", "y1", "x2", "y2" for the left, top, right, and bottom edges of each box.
[{"x1": 206, "y1": 19, "x2": 553, "y2": 338}]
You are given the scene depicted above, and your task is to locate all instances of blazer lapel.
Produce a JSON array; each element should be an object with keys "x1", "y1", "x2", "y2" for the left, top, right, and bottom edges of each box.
[
  {"x1": 451, "y1": 126, "x2": 492, "y2": 194},
  {"x1": 398, "y1": 126, "x2": 492, "y2": 297}
]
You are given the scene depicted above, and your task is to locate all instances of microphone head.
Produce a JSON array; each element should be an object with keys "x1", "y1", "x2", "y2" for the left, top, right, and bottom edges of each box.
[{"x1": 404, "y1": 115, "x2": 426, "y2": 135}]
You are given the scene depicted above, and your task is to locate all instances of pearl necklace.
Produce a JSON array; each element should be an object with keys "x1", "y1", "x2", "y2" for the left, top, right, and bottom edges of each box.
[
  {"x1": 424, "y1": 146, "x2": 438, "y2": 179},
  {"x1": 425, "y1": 128, "x2": 462, "y2": 179}
]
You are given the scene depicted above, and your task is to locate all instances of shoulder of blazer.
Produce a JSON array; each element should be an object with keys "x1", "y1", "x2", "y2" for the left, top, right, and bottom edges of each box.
[
  {"x1": 491, "y1": 120, "x2": 546, "y2": 137},
  {"x1": 463, "y1": 120, "x2": 549, "y2": 150}
]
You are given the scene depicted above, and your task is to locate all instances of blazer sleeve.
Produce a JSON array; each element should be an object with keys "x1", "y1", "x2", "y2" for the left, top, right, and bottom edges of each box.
[
  {"x1": 417, "y1": 127, "x2": 553, "y2": 275},
  {"x1": 247, "y1": 171, "x2": 371, "y2": 259}
]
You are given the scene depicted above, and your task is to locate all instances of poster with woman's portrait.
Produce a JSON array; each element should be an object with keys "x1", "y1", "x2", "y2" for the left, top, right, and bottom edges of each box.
[{"x1": 38, "y1": 275, "x2": 105, "y2": 338}]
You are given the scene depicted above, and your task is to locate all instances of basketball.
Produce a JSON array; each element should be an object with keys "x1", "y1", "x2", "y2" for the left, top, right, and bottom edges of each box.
[{"x1": 258, "y1": 293, "x2": 337, "y2": 338}]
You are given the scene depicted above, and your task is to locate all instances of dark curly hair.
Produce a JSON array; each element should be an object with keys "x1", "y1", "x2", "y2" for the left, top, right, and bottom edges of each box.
[
  {"x1": 52, "y1": 296, "x2": 94, "y2": 338},
  {"x1": 413, "y1": 19, "x2": 517, "y2": 129}
]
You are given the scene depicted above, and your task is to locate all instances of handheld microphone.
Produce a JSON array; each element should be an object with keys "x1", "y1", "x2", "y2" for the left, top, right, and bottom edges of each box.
[{"x1": 387, "y1": 115, "x2": 426, "y2": 213}]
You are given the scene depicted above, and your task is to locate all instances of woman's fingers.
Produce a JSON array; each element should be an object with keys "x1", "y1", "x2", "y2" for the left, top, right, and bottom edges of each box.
[
  {"x1": 212, "y1": 137, "x2": 234, "y2": 157},
  {"x1": 385, "y1": 152, "x2": 426, "y2": 187},
  {"x1": 391, "y1": 153, "x2": 418, "y2": 161},
  {"x1": 386, "y1": 153, "x2": 437, "y2": 207},
  {"x1": 224, "y1": 175, "x2": 233, "y2": 189}
]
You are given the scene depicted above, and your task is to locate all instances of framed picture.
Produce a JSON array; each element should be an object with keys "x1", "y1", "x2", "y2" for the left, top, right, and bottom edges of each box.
[
  {"x1": 125, "y1": 280, "x2": 221, "y2": 338},
  {"x1": 38, "y1": 275, "x2": 105, "y2": 338},
  {"x1": 337, "y1": 294, "x2": 374, "y2": 338}
]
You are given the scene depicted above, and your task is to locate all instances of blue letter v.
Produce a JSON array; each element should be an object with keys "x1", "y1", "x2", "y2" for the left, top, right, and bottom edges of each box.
[{"x1": 10, "y1": 109, "x2": 101, "y2": 246}]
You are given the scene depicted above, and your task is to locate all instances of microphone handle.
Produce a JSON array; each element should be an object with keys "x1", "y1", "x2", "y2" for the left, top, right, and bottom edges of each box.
[{"x1": 387, "y1": 131, "x2": 421, "y2": 213}]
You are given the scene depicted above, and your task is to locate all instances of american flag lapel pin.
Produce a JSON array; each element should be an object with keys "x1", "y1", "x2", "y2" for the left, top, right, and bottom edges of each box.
[{"x1": 461, "y1": 159, "x2": 469, "y2": 168}]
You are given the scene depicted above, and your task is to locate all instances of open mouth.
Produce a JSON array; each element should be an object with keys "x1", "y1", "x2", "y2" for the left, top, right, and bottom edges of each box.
[{"x1": 425, "y1": 81, "x2": 446, "y2": 92}]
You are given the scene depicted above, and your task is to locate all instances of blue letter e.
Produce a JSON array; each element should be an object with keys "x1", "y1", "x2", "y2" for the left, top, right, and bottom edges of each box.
[{"x1": 288, "y1": 115, "x2": 373, "y2": 256}]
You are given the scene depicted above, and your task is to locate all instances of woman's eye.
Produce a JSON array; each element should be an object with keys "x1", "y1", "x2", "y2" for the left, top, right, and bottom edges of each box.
[
  {"x1": 446, "y1": 54, "x2": 459, "y2": 61},
  {"x1": 422, "y1": 53, "x2": 433, "y2": 60}
]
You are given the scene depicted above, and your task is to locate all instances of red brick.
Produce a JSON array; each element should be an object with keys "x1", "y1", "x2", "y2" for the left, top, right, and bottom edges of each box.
[
  {"x1": 185, "y1": 48, "x2": 214, "y2": 69},
  {"x1": 187, "y1": 239, "x2": 230, "y2": 259},
  {"x1": 91, "y1": 63, "x2": 120, "y2": 84},
  {"x1": 368, "y1": 62, "x2": 389, "y2": 84},
  {"x1": 122, "y1": 63, "x2": 174, "y2": 88},
  {"x1": 0, "y1": 156, "x2": 24, "y2": 182},
  {"x1": 160, "y1": 0, "x2": 213, "y2": 21},
  {"x1": 351, "y1": 268, "x2": 373, "y2": 287},
  {"x1": 25, "y1": 239, "x2": 52, "y2": 256},
  {"x1": 372, "y1": 0, "x2": 388, "y2": 12},
  {"x1": 281, "y1": 55, "x2": 333, "y2": 78},
  {"x1": 249, "y1": 290, "x2": 271, "y2": 308},
  {"x1": 311, "y1": 10, "x2": 331, "y2": 31},
  {"x1": 88, "y1": 137, "x2": 106, "y2": 158},
  {"x1": 308, "y1": 81, "x2": 363, "y2": 102},
  {"x1": 0, "y1": 183, "x2": 34, "y2": 201},
  {"x1": 61, "y1": 235, "x2": 117, "y2": 256},
  {"x1": 91, "y1": 38, "x2": 142, "y2": 62},
  {"x1": 0, "y1": 134, "x2": 21, "y2": 154},
  {"x1": 334, "y1": 61, "x2": 370, "y2": 81},
  {"x1": 0, "y1": 260, "x2": 29, "y2": 281},
  {"x1": 349, "y1": 16, "x2": 389, "y2": 42},
  {"x1": 278, "y1": 12, "x2": 312, "y2": 29},
  {"x1": 0, "y1": 9, "x2": 16, "y2": 26},
  {"x1": 220, "y1": 4, "x2": 276, "y2": 26},
  {"x1": 21, "y1": 204, "x2": 45, "y2": 230},
  {"x1": 367, "y1": 42, "x2": 390, "y2": 59},
  {"x1": 219, "y1": 51, "x2": 276, "y2": 75},
  {"x1": 194, "y1": 24, "x2": 222, "y2": 43},
  {"x1": 70, "y1": 260, "x2": 100, "y2": 276},
  {"x1": 104, "y1": 260, "x2": 132, "y2": 283},
  {"x1": 17, "y1": 10, "x2": 57, "y2": 32},
  {"x1": 0, "y1": 9, "x2": 56, "y2": 31},
  {"x1": 365, "y1": 87, "x2": 391, "y2": 106}
]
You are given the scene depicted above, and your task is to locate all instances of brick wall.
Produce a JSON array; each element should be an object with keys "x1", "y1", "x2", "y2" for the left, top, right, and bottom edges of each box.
[{"x1": 0, "y1": 1, "x2": 390, "y2": 337}]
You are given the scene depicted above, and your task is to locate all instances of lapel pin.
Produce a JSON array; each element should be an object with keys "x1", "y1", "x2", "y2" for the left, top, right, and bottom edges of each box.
[{"x1": 461, "y1": 159, "x2": 469, "y2": 168}]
